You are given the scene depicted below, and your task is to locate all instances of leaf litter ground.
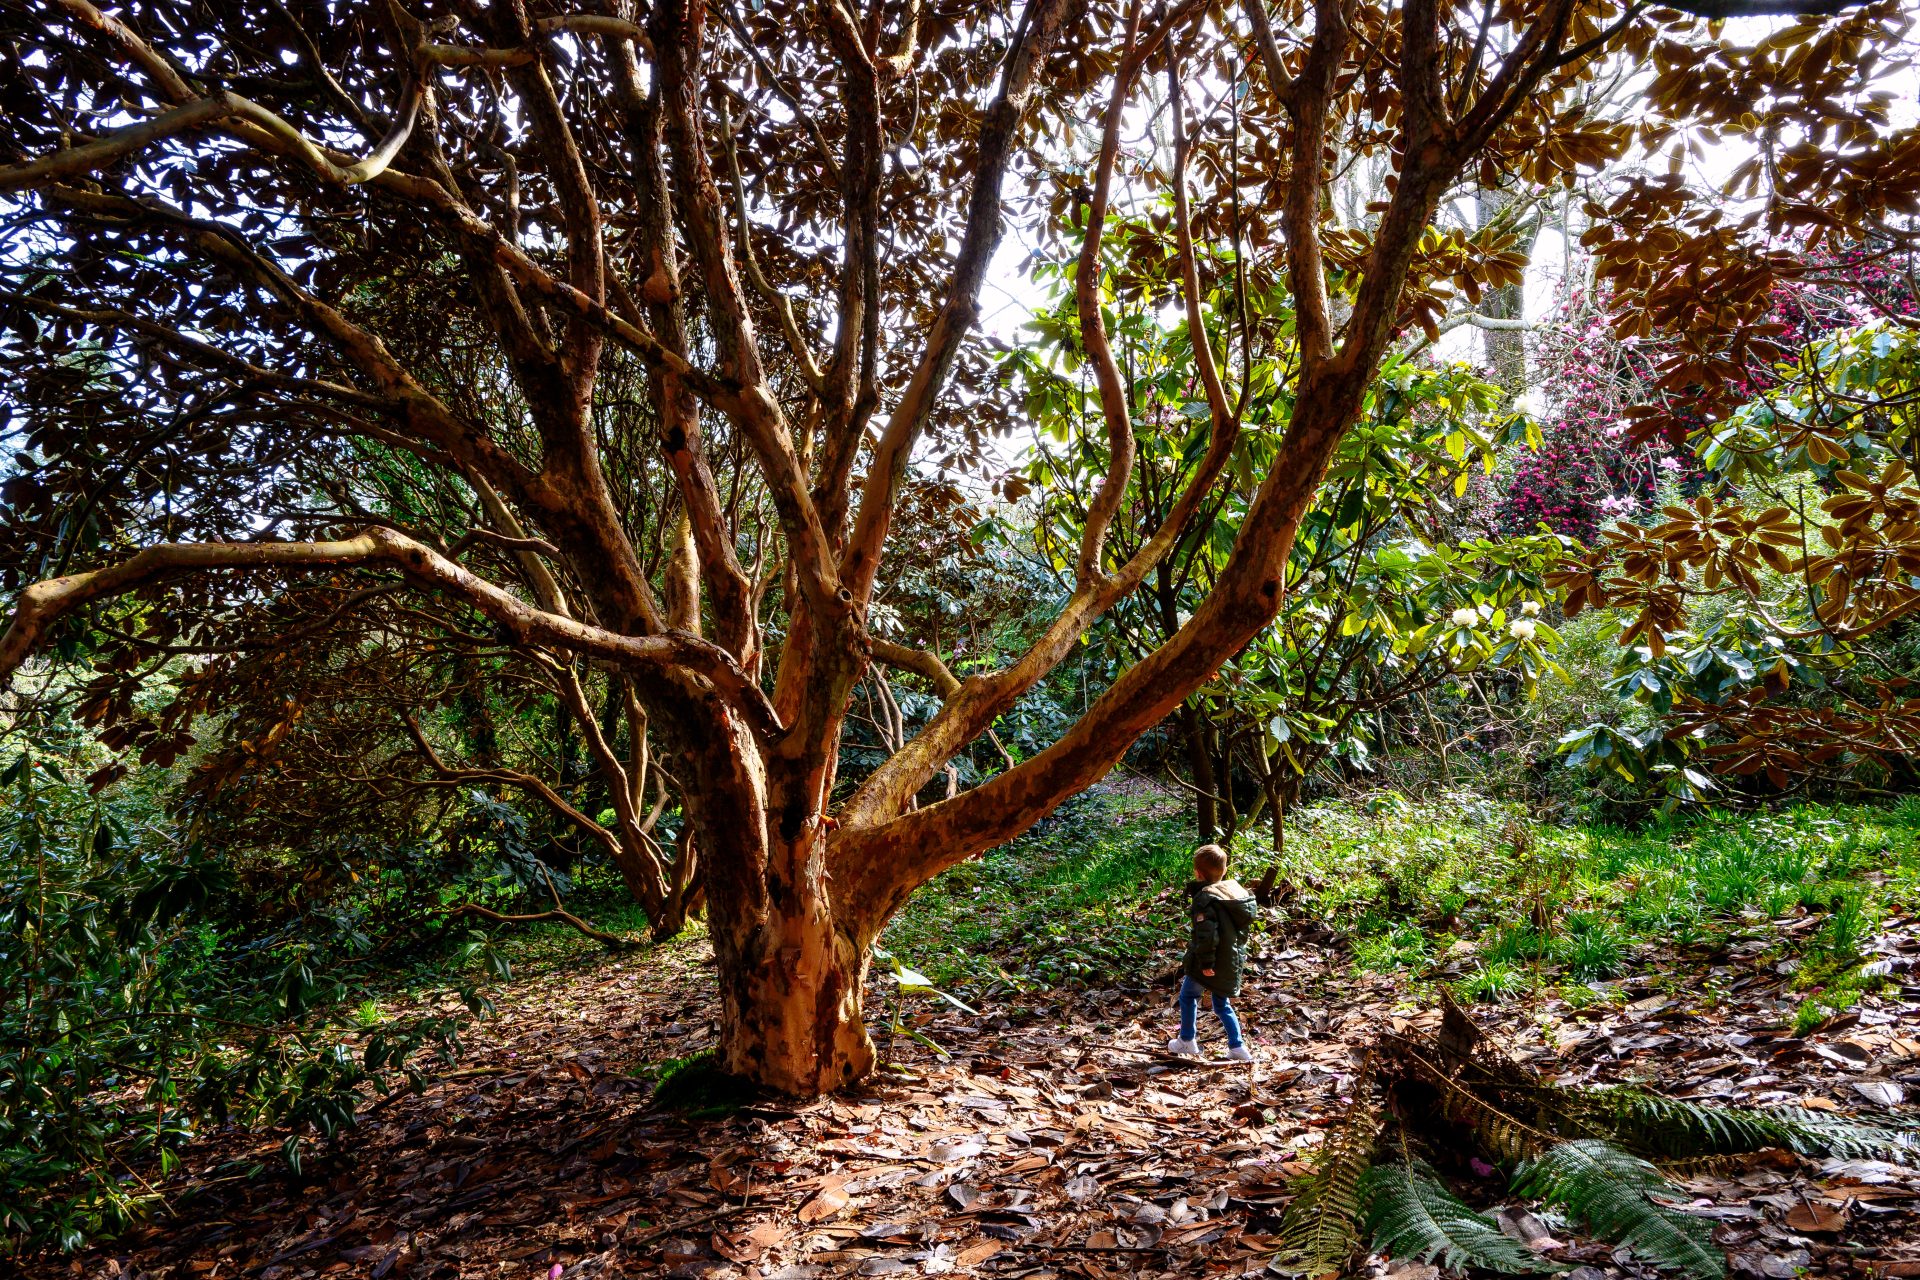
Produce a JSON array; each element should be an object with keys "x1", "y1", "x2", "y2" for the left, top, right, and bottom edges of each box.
[{"x1": 60, "y1": 905, "x2": 1920, "y2": 1280}]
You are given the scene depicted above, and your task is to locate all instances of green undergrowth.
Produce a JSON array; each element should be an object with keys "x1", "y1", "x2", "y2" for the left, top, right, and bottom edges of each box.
[
  {"x1": 1260, "y1": 791, "x2": 1920, "y2": 1013},
  {"x1": 883, "y1": 785, "x2": 1192, "y2": 993},
  {"x1": 642, "y1": 1048, "x2": 761, "y2": 1118},
  {"x1": 886, "y1": 785, "x2": 1920, "y2": 1022}
]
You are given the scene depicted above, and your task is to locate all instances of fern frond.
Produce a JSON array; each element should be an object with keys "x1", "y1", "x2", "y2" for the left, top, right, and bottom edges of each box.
[
  {"x1": 1277, "y1": 1073, "x2": 1383, "y2": 1278},
  {"x1": 1542, "y1": 1087, "x2": 1782, "y2": 1158},
  {"x1": 1656, "y1": 1152, "x2": 1774, "y2": 1179},
  {"x1": 1514, "y1": 1140, "x2": 1724, "y2": 1280},
  {"x1": 1537, "y1": 1084, "x2": 1919, "y2": 1167},
  {"x1": 1756, "y1": 1108, "x2": 1920, "y2": 1165},
  {"x1": 1406, "y1": 1061, "x2": 1554, "y2": 1164},
  {"x1": 1359, "y1": 1163, "x2": 1552, "y2": 1274}
]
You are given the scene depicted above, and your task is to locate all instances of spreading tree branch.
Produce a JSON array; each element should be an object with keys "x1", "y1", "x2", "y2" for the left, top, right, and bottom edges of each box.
[{"x1": 0, "y1": 531, "x2": 782, "y2": 741}]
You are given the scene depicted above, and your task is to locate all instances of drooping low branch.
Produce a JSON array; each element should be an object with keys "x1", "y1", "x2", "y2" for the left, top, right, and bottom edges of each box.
[
  {"x1": 446, "y1": 866, "x2": 640, "y2": 950},
  {"x1": 446, "y1": 902, "x2": 638, "y2": 950},
  {"x1": 401, "y1": 710, "x2": 644, "y2": 891},
  {"x1": 0, "y1": 530, "x2": 783, "y2": 740}
]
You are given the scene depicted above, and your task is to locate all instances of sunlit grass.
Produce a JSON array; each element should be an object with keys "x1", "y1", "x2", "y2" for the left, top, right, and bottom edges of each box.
[
  {"x1": 1264, "y1": 791, "x2": 1920, "y2": 1006},
  {"x1": 884, "y1": 785, "x2": 1193, "y2": 992}
]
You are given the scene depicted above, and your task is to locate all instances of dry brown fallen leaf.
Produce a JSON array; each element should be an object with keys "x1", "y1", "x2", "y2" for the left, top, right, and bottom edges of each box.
[
  {"x1": 712, "y1": 1220, "x2": 791, "y2": 1262},
  {"x1": 955, "y1": 1240, "x2": 1005, "y2": 1266},
  {"x1": 1850, "y1": 1080, "x2": 1905, "y2": 1108},
  {"x1": 1785, "y1": 1201, "x2": 1848, "y2": 1234},
  {"x1": 798, "y1": 1177, "x2": 851, "y2": 1223}
]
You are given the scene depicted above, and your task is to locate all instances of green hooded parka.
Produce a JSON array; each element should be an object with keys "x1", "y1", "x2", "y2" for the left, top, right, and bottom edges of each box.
[{"x1": 1183, "y1": 878, "x2": 1259, "y2": 996}]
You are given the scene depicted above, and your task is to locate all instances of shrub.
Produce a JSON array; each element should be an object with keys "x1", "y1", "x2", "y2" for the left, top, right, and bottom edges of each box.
[{"x1": 0, "y1": 741, "x2": 496, "y2": 1255}]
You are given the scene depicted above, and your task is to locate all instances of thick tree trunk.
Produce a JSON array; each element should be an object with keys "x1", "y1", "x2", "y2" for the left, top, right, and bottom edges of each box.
[
  {"x1": 678, "y1": 700, "x2": 876, "y2": 1094},
  {"x1": 712, "y1": 885, "x2": 874, "y2": 1094}
]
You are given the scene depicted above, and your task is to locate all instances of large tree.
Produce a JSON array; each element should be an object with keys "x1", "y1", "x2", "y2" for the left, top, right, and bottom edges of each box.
[{"x1": 0, "y1": 0, "x2": 1910, "y2": 1093}]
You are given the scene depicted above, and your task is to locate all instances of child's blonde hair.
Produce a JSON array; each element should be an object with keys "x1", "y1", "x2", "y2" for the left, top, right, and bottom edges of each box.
[{"x1": 1194, "y1": 843, "x2": 1228, "y2": 880}]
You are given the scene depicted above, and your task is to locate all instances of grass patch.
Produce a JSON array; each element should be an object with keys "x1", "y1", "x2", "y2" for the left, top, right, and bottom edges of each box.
[
  {"x1": 887, "y1": 784, "x2": 1920, "y2": 1013},
  {"x1": 1258, "y1": 791, "x2": 1920, "y2": 1005},
  {"x1": 884, "y1": 785, "x2": 1194, "y2": 993}
]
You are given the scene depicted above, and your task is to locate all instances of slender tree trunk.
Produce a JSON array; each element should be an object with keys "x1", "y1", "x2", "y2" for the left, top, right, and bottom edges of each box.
[
  {"x1": 1475, "y1": 187, "x2": 1539, "y2": 406},
  {"x1": 1254, "y1": 771, "x2": 1296, "y2": 905},
  {"x1": 1181, "y1": 702, "x2": 1219, "y2": 840},
  {"x1": 1217, "y1": 736, "x2": 1238, "y2": 837}
]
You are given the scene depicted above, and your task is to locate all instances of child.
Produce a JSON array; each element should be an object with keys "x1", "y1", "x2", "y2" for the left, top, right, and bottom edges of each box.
[{"x1": 1167, "y1": 843, "x2": 1258, "y2": 1061}]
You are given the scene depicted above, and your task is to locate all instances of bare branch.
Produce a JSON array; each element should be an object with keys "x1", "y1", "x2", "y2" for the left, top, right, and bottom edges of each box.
[
  {"x1": 652, "y1": 0, "x2": 844, "y2": 617},
  {"x1": 0, "y1": 72, "x2": 426, "y2": 191},
  {"x1": 840, "y1": 0, "x2": 1080, "y2": 607},
  {"x1": 1242, "y1": 0, "x2": 1296, "y2": 110},
  {"x1": 1661, "y1": 0, "x2": 1865, "y2": 14},
  {"x1": 1169, "y1": 52, "x2": 1235, "y2": 434},
  {"x1": 446, "y1": 900, "x2": 638, "y2": 949},
  {"x1": 0, "y1": 96, "x2": 229, "y2": 192},
  {"x1": 1071, "y1": 0, "x2": 1151, "y2": 589},
  {"x1": 1281, "y1": 0, "x2": 1352, "y2": 366},
  {"x1": 716, "y1": 95, "x2": 827, "y2": 396}
]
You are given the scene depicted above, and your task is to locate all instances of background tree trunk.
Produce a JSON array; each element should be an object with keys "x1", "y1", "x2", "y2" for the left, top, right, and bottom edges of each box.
[
  {"x1": 1475, "y1": 187, "x2": 1541, "y2": 405},
  {"x1": 1181, "y1": 702, "x2": 1220, "y2": 840}
]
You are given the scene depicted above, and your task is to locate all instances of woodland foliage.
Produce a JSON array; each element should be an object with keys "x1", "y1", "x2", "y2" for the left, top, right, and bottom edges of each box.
[{"x1": 1, "y1": 0, "x2": 1920, "y2": 1250}]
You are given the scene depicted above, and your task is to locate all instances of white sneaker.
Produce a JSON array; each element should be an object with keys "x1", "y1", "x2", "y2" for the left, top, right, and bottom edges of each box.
[
  {"x1": 1165, "y1": 1036, "x2": 1201, "y2": 1057},
  {"x1": 1227, "y1": 1043, "x2": 1254, "y2": 1062}
]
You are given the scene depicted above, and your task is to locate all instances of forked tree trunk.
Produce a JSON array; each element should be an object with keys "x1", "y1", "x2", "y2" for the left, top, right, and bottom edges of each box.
[{"x1": 710, "y1": 803, "x2": 872, "y2": 1092}]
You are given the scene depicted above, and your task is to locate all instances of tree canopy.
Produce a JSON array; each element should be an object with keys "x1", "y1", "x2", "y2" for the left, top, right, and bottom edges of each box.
[{"x1": 2, "y1": 0, "x2": 1917, "y2": 1094}]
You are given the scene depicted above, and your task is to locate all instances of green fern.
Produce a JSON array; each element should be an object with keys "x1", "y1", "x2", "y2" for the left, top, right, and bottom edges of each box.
[
  {"x1": 1545, "y1": 1088, "x2": 1783, "y2": 1158},
  {"x1": 1360, "y1": 1163, "x2": 1553, "y2": 1274},
  {"x1": 1656, "y1": 1152, "x2": 1774, "y2": 1179},
  {"x1": 1513, "y1": 1140, "x2": 1724, "y2": 1280},
  {"x1": 1542, "y1": 1085, "x2": 1918, "y2": 1166},
  {"x1": 1755, "y1": 1107, "x2": 1920, "y2": 1164},
  {"x1": 1400, "y1": 1058, "x2": 1553, "y2": 1164},
  {"x1": 1277, "y1": 1083, "x2": 1382, "y2": 1277}
]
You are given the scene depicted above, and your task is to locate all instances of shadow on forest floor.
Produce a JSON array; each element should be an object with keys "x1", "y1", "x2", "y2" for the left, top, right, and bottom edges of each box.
[{"x1": 54, "y1": 893, "x2": 1920, "y2": 1280}]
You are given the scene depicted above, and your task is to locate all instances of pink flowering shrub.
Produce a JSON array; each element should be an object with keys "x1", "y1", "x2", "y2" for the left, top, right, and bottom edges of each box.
[
  {"x1": 1497, "y1": 298, "x2": 1679, "y2": 541},
  {"x1": 1501, "y1": 239, "x2": 1919, "y2": 542}
]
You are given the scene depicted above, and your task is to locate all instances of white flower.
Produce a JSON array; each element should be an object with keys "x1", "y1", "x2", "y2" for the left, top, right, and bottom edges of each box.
[
  {"x1": 1520, "y1": 600, "x2": 1542, "y2": 617},
  {"x1": 1450, "y1": 607, "x2": 1478, "y2": 627},
  {"x1": 1508, "y1": 619, "x2": 1537, "y2": 640}
]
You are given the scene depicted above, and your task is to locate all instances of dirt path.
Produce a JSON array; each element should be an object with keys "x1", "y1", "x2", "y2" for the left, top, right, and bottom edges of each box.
[{"x1": 62, "y1": 912, "x2": 1920, "y2": 1280}]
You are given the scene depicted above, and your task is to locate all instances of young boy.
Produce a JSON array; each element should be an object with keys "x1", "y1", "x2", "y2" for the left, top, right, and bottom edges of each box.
[{"x1": 1168, "y1": 843, "x2": 1258, "y2": 1061}]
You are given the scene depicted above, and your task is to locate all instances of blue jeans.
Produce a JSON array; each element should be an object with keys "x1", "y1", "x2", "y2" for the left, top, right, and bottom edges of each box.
[{"x1": 1178, "y1": 975, "x2": 1244, "y2": 1048}]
